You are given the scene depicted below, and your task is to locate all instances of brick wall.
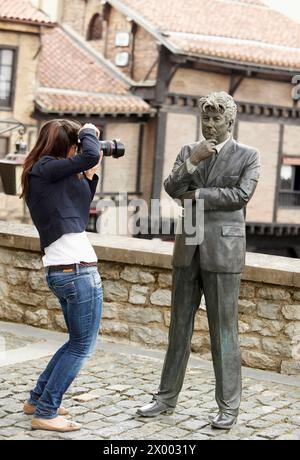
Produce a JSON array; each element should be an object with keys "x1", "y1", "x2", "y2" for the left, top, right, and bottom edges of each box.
[
  {"x1": 161, "y1": 112, "x2": 198, "y2": 217},
  {"x1": 132, "y1": 25, "x2": 158, "y2": 82},
  {"x1": 1, "y1": 223, "x2": 299, "y2": 375},
  {"x1": 235, "y1": 78, "x2": 293, "y2": 107},
  {"x1": 103, "y1": 123, "x2": 140, "y2": 193},
  {"x1": 169, "y1": 69, "x2": 230, "y2": 96},
  {"x1": 238, "y1": 121, "x2": 280, "y2": 223}
]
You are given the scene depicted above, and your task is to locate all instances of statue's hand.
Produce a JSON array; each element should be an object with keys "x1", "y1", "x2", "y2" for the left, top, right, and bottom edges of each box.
[{"x1": 190, "y1": 139, "x2": 217, "y2": 165}]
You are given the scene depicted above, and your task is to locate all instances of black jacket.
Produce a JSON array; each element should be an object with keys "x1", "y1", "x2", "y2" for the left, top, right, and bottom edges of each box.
[{"x1": 26, "y1": 128, "x2": 100, "y2": 253}]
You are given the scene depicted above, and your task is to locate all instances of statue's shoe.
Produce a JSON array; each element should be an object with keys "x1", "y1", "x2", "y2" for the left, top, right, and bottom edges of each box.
[
  {"x1": 210, "y1": 411, "x2": 237, "y2": 430},
  {"x1": 136, "y1": 400, "x2": 175, "y2": 417}
]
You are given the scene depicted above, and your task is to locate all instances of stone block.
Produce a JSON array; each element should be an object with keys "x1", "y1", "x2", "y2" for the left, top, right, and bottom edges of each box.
[
  {"x1": 238, "y1": 320, "x2": 250, "y2": 333},
  {"x1": 120, "y1": 266, "x2": 155, "y2": 284},
  {"x1": 119, "y1": 307, "x2": 162, "y2": 324},
  {"x1": 158, "y1": 272, "x2": 172, "y2": 288},
  {"x1": 14, "y1": 252, "x2": 42, "y2": 270},
  {"x1": 0, "y1": 248, "x2": 14, "y2": 265},
  {"x1": 257, "y1": 301, "x2": 281, "y2": 320},
  {"x1": 239, "y1": 335, "x2": 261, "y2": 349},
  {"x1": 0, "y1": 301, "x2": 24, "y2": 322},
  {"x1": 238, "y1": 299, "x2": 256, "y2": 315},
  {"x1": 54, "y1": 313, "x2": 67, "y2": 331},
  {"x1": 102, "y1": 302, "x2": 119, "y2": 319},
  {"x1": 281, "y1": 360, "x2": 300, "y2": 375},
  {"x1": 28, "y1": 271, "x2": 49, "y2": 292},
  {"x1": 150, "y1": 289, "x2": 171, "y2": 307},
  {"x1": 130, "y1": 325, "x2": 168, "y2": 346},
  {"x1": 103, "y1": 280, "x2": 128, "y2": 302},
  {"x1": 6, "y1": 268, "x2": 28, "y2": 286},
  {"x1": 129, "y1": 285, "x2": 149, "y2": 305},
  {"x1": 257, "y1": 287, "x2": 291, "y2": 301},
  {"x1": 9, "y1": 289, "x2": 45, "y2": 307},
  {"x1": 262, "y1": 338, "x2": 293, "y2": 357},
  {"x1": 282, "y1": 305, "x2": 300, "y2": 321},
  {"x1": 0, "y1": 280, "x2": 9, "y2": 298},
  {"x1": 98, "y1": 262, "x2": 120, "y2": 280},
  {"x1": 249, "y1": 318, "x2": 284, "y2": 337},
  {"x1": 101, "y1": 320, "x2": 129, "y2": 337},
  {"x1": 24, "y1": 309, "x2": 49, "y2": 327},
  {"x1": 194, "y1": 313, "x2": 209, "y2": 331},
  {"x1": 239, "y1": 283, "x2": 255, "y2": 298},
  {"x1": 241, "y1": 350, "x2": 280, "y2": 371},
  {"x1": 46, "y1": 296, "x2": 61, "y2": 310},
  {"x1": 284, "y1": 322, "x2": 300, "y2": 342},
  {"x1": 191, "y1": 334, "x2": 211, "y2": 353}
]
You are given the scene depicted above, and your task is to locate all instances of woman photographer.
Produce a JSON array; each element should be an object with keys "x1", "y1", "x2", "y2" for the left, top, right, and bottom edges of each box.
[{"x1": 20, "y1": 120, "x2": 103, "y2": 432}]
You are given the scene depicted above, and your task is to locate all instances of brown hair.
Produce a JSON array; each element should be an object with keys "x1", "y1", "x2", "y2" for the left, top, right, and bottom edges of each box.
[{"x1": 20, "y1": 119, "x2": 82, "y2": 199}]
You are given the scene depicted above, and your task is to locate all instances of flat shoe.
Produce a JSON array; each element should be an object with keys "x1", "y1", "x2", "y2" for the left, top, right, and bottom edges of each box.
[
  {"x1": 23, "y1": 401, "x2": 69, "y2": 416},
  {"x1": 31, "y1": 415, "x2": 81, "y2": 432}
]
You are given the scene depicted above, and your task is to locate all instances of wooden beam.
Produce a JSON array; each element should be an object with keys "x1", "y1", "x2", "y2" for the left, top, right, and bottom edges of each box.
[
  {"x1": 274, "y1": 124, "x2": 284, "y2": 223},
  {"x1": 229, "y1": 74, "x2": 244, "y2": 96},
  {"x1": 151, "y1": 110, "x2": 167, "y2": 199},
  {"x1": 155, "y1": 46, "x2": 178, "y2": 105}
]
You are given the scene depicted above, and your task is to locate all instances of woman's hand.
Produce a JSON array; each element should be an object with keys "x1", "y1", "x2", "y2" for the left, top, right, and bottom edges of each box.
[
  {"x1": 84, "y1": 151, "x2": 103, "y2": 180},
  {"x1": 79, "y1": 123, "x2": 100, "y2": 139}
]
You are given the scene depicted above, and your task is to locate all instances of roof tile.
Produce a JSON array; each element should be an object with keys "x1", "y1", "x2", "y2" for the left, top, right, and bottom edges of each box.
[
  {"x1": 38, "y1": 27, "x2": 150, "y2": 114},
  {"x1": 0, "y1": 0, "x2": 54, "y2": 26},
  {"x1": 115, "y1": 0, "x2": 300, "y2": 69}
]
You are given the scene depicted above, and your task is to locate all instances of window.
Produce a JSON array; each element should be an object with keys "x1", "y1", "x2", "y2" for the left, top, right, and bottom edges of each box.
[
  {"x1": 279, "y1": 163, "x2": 300, "y2": 207},
  {"x1": 0, "y1": 137, "x2": 8, "y2": 158},
  {"x1": 0, "y1": 49, "x2": 15, "y2": 108},
  {"x1": 87, "y1": 14, "x2": 103, "y2": 41}
]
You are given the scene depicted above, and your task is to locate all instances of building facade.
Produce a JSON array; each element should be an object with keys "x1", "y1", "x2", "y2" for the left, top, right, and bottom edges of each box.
[
  {"x1": 1, "y1": 0, "x2": 300, "y2": 255},
  {"x1": 60, "y1": 0, "x2": 300, "y2": 256}
]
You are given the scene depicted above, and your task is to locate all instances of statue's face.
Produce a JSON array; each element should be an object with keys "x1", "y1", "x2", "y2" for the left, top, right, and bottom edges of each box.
[{"x1": 201, "y1": 108, "x2": 233, "y2": 144}]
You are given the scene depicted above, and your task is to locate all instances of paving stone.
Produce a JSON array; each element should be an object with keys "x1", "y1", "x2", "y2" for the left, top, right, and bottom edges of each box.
[
  {"x1": 258, "y1": 424, "x2": 296, "y2": 439},
  {"x1": 2, "y1": 328, "x2": 300, "y2": 441}
]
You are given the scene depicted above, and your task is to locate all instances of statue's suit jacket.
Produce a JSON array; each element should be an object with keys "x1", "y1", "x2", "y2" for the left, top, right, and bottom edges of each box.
[{"x1": 164, "y1": 139, "x2": 260, "y2": 273}]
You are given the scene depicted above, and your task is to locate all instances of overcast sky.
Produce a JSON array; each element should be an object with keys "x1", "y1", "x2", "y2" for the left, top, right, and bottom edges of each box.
[{"x1": 264, "y1": 0, "x2": 300, "y2": 23}]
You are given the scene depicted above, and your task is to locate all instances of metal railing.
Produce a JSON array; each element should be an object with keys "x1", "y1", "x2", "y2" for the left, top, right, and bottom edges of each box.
[{"x1": 278, "y1": 190, "x2": 300, "y2": 207}]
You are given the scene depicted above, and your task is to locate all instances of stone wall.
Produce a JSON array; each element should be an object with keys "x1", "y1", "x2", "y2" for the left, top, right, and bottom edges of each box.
[{"x1": 0, "y1": 222, "x2": 299, "y2": 375}]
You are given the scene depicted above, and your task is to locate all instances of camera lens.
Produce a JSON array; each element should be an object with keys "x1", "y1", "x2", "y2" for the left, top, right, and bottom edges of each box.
[{"x1": 100, "y1": 140, "x2": 125, "y2": 158}]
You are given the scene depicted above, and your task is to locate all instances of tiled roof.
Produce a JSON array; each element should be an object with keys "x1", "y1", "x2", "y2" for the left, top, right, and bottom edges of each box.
[
  {"x1": 110, "y1": 0, "x2": 300, "y2": 69},
  {"x1": 169, "y1": 33, "x2": 300, "y2": 69},
  {"x1": 36, "y1": 91, "x2": 151, "y2": 115},
  {"x1": 0, "y1": 0, "x2": 54, "y2": 26},
  {"x1": 37, "y1": 28, "x2": 150, "y2": 114}
]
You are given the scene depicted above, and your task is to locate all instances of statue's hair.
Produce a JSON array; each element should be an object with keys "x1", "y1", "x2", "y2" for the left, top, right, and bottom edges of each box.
[{"x1": 198, "y1": 92, "x2": 237, "y2": 121}]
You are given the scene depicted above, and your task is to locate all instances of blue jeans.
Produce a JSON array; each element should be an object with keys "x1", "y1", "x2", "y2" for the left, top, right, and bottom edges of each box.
[{"x1": 28, "y1": 264, "x2": 103, "y2": 419}]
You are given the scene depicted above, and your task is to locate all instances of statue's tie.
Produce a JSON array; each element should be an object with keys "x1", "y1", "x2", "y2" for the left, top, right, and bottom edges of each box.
[{"x1": 207, "y1": 150, "x2": 218, "y2": 179}]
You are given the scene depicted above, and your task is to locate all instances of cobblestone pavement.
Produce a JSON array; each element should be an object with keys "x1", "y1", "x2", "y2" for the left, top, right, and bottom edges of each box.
[{"x1": 0, "y1": 322, "x2": 300, "y2": 440}]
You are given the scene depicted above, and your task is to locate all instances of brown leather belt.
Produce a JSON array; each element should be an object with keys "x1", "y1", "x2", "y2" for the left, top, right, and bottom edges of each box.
[{"x1": 47, "y1": 261, "x2": 98, "y2": 273}]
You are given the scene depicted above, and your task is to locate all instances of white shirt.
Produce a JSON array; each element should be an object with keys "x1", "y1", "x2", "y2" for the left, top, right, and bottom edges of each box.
[
  {"x1": 186, "y1": 136, "x2": 231, "y2": 174},
  {"x1": 42, "y1": 231, "x2": 97, "y2": 267}
]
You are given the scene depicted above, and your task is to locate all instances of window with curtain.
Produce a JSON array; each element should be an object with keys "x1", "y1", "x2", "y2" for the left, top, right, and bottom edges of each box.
[
  {"x1": 279, "y1": 158, "x2": 300, "y2": 207},
  {"x1": 0, "y1": 49, "x2": 15, "y2": 108}
]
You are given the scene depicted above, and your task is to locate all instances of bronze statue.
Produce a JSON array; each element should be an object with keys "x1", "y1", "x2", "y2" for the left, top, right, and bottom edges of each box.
[{"x1": 137, "y1": 91, "x2": 260, "y2": 430}]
